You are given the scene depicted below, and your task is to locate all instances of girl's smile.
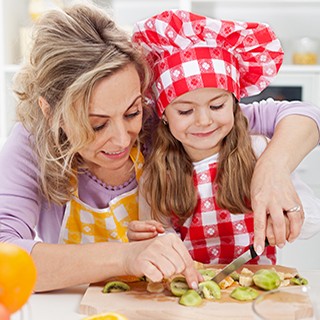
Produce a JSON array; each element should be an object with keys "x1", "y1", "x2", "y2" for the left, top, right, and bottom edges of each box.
[{"x1": 164, "y1": 88, "x2": 234, "y2": 162}]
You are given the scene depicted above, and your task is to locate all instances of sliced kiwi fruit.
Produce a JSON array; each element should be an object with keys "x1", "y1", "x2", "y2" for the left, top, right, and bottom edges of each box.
[
  {"x1": 102, "y1": 281, "x2": 130, "y2": 293},
  {"x1": 179, "y1": 289, "x2": 203, "y2": 307},
  {"x1": 170, "y1": 276, "x2": 189, "y2": 297},
  {"x1": 198, "y1": 280, "x2": 221, "y2": 300}
]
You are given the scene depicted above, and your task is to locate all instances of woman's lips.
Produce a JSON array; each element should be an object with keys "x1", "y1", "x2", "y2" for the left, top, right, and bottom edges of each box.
[{"x1": 101, "y1": 148, "x2": 129, "y2": 159}]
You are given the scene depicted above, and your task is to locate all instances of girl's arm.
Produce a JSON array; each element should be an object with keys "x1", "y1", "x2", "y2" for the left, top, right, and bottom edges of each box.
[
  {"x1": 128, "y1": 175, "x2": 166, "y2": 241},
  {"x1": 241, "y1": 99, "x2": 320, "y2": 254}
]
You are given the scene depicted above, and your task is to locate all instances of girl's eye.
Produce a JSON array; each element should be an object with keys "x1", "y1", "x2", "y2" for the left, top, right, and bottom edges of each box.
[
  {"x1": 178, "y1": 109, "x2": 193, "y2": 115},
  {"x1": 210, "y1": 104, "x2": 223, "y2": 110}
]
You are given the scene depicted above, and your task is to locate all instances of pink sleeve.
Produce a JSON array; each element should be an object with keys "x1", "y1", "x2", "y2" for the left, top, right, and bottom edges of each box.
[
  {"x1": 240, "y1": 98, "x2": 320, "y2": 142},
  {"x1": 0, "y1": 123, "x2": 44, "y2": 253}
]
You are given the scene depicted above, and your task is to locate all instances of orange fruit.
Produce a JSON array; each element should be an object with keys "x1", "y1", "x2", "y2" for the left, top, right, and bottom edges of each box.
[
  {"x1": 82, "y1": 312, "x2": 128, "y2": 320},
  {"x1": 0, "y1": 304, "x2": 10, "y2": 320},
  {"x1": 0, "y1": 243, "x2": 37, "y2": 313}
]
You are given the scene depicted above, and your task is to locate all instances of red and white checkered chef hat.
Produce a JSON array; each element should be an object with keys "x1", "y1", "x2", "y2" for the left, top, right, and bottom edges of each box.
[{"x1": 132, "y1": 10, "x2": 283, "y2": 117}]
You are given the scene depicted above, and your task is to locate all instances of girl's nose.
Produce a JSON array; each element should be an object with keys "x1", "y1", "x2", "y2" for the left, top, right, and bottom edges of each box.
[{"x1": 195, "y1": 109, "x2": 213, "y2": 126}]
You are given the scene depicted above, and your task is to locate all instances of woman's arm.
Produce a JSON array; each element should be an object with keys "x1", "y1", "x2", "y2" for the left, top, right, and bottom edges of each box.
[
  {"x1": 252, "y1": 115, "x2": 319, "y2": 253},
  {"x1": 0, "y1": 124, "x2": 43, "y2": 252},
  {"x1": 241, "y1": 99, "x2": 320, "y2": 254},
  {"x1": 240, "y1": 98, "x2": 320, "y2": 140},
  {"x1": 32, "y1": 234, "x2": 201, "y2": 292}
]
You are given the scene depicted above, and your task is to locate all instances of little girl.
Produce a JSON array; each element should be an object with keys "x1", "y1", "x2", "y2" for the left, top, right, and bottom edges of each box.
[{"x1": 129, "y1": 10, "x2": 320, "y2": 264}]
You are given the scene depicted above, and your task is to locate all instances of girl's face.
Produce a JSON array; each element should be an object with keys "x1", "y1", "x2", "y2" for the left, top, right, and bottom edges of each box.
[
  {"x1": 79, "y1": 63, "x2": 143, "y2": 175},
  {"x1": 163, "y1": 87, "x2": 234, "y2": 162}
]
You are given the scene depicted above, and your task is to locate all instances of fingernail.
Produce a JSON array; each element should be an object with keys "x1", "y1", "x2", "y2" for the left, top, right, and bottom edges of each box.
[
  {"x1": 288, "y1": 237, "x2": 296, "y2": 243},
  {"x1": 278, "y1": 243, "x2": 285, "y2": 249},
  {"x1": 191, "y1": 281, "x2": 198, "y2": 290},
  {"x1": 256, "y1": 245, "x2": 263, "y2": 256}
]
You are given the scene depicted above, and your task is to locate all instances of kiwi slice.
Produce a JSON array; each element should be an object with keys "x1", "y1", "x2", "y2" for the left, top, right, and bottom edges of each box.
[
  {"x1": 170, "y1": 276, "x2": 189, "y2": 297},
  {"x1": 102, "y1": 281, "x2": 130, "y2": 293},
  {"x1": 230, "y1": 286, "x2": 259, "y2": 301},
  {"x1": 179, "y1": 289, "x2": 203, "y2": 307},
  {"x1": 198, "y1": 269, "x2": 216, "y2": 281},
  {"x1": 198, "y1": 280, "x2": 221, "y2": 300}
]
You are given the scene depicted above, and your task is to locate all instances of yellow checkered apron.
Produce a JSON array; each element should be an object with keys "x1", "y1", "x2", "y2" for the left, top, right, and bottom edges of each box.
[{"x1": 58, "y1": 147, "x2": 143, "y2": 244}]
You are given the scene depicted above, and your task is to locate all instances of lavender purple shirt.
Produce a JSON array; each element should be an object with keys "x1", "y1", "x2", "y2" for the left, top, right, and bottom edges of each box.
[{"x1": 1, "y1": 99, "x2": 320, "y2": 253}]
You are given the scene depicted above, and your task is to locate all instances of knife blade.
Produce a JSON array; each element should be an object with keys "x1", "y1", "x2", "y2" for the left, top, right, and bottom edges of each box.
[{"x1": 211, "y1": 239, "x2": 270, "y2": 284}]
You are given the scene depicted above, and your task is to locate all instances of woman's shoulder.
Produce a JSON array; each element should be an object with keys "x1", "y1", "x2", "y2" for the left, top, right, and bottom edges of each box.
[
  {"x1": 0, "y1": 122, "x2": 38, "y2": 175},
  {"x1": 3, "y1": 122, "x2": 33, "y2": 147}
]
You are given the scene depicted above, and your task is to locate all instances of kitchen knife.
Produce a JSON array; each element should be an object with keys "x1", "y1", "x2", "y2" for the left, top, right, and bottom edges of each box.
[{"x1": 211, "y1": 239, "x2": 270, "y2": 284}]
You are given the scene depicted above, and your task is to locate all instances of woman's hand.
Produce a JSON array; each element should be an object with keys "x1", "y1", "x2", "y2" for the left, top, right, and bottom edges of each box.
[
  {"x1": 251, "y1": 155, "x2": 304, "y2": 255},
  {"x1": 127, "y1": 220, "x2": 165, "y2": 241},
  {"x1": 251, "y1": 114, "x2": 318, "y2": 255},
  {"x1": 124, "y1": 233, "x2": 202, "y2": 289},
  {"x1": 266, "y1": 210, "x2": 291, "y2": 246}
]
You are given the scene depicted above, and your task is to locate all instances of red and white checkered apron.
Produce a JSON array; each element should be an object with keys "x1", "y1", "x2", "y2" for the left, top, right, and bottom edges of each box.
[{"x1": 171, "y1": 154, "x2": 276, "y2": 265}]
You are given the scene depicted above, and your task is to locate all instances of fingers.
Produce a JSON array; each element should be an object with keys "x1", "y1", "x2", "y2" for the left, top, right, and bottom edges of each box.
[
  {"x1": 266, "y1": 216, "x2": 275, "y2": 246},
  {"x1": 252, "y1": 182, "x2": 304, "y2": 250},
  {"x1": 267, "y1": 204, "x2": 287, "y2": 247},
  {"x1": 253, "y1": 205, "x2": 267, "y2": 255},
  {"x1": 266, "y1": 214, "x2": 291, "y2": 247},
  {"x1": 129, "y1": 234, "x2": 199, "y2": 288},
  {"x1": 127, "y1": 220, "x2": 165, "y2": 241},
  {"x1": 170, "y1": 236, "x2": 200, "y2": 289},
  {"x1": 285, "y1": 204, "x2": 304, "y2": 242},
  {"x1": 250, "y1": 153, "x2": 304, "y2": 251}
]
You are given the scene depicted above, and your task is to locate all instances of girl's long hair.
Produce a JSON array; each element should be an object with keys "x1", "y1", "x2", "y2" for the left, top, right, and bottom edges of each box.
[
  {"x1": 143, "y1": 98, "x2": 257, "y2": 225},
  {"x1": 13, "y1": 4, "x2": 151, "y2": 205}
]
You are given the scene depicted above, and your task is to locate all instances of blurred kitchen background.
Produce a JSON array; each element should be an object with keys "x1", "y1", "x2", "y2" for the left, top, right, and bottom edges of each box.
[{"x1": 0, "y1": 0, "x2": 320, "y2": 268}]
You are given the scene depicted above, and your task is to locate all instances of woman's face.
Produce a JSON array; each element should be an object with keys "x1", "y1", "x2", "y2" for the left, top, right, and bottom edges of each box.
[
  {"x1": 78, "y1": 63, "x2": 143, "y2": 174},
  {"x1": 163, "y1": 87, "x2": 234, "y2": 162}
]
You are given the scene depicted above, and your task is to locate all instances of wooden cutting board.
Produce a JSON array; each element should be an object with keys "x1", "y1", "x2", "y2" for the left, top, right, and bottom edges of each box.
[{"x1": 78, "y1": 265, "x2": 311, "y2": 320}]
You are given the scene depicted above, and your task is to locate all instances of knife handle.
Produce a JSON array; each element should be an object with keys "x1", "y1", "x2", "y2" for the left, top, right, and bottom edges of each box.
[{"x1": 250, "y1": 238, "x2": 270, "y2": 259}]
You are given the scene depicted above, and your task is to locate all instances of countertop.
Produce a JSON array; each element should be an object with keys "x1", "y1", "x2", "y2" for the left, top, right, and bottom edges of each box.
[{"x1": 11, "y1": 269, "x2": 320, "y2": 320}]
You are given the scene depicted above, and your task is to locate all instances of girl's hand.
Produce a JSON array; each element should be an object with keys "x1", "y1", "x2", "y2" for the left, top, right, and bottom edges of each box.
[
  {"x1": 124, "y1": 233, "x2": 202, "y2": 289},
  {"x1": 127, "y1": 220, "x2": 165, "y2": 241}
]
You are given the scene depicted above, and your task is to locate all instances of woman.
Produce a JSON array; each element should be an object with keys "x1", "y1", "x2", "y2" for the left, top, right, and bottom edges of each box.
[{"x1": 0, "y1": 4, "x2": 319, "y2": 291}]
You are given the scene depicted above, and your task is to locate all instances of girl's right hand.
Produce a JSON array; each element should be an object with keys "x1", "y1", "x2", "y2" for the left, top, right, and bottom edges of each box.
[
  {"x1": 127, "y1": 220, "x2": 165, "y2": 241},
  {"x1": 124, "y1": 233, "x2": 202, "y2": 289}
]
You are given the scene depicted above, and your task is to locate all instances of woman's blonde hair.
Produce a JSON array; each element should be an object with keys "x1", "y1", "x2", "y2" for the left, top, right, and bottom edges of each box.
[
  {"x1": 13, "y1": 4, "x2": 151, "y2": 205},
  {"x1": 143, "y1": 98, "x2": 257, "y2": 225}
]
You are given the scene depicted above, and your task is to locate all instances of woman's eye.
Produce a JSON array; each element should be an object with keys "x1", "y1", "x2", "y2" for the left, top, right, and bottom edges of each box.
[
  {"x1": 210, "y1": 104, "x2": 223, "y2": 110},
  {"x1": 92, "y1": 124, "x2": 106, "y2": 132},
  {"x1": 126, "y1": 109, "x2": 141, "y2": 119}
]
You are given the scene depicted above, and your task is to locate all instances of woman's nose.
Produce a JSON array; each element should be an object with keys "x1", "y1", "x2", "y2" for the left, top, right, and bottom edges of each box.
[{"x1": 110, "y1": 122, "x2": 131, "y2": 148}]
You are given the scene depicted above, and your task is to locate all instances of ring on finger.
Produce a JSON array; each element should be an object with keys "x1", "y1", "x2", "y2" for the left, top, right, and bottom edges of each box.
[{"x1": 285, "y1": 205, "x2": 301, "y2": 213}]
